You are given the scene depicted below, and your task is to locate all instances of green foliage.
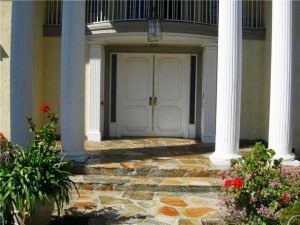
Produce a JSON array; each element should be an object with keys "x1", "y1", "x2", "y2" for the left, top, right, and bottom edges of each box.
[
  {"x1": 279, "y1": 200, "x2": 300, "y2": 225},
  {"x1": 0, "y1": 108, "x2": 76, "y2": 223},
  {"x1": 220, "y1": 143, "x2": 300, "y2": 225}
]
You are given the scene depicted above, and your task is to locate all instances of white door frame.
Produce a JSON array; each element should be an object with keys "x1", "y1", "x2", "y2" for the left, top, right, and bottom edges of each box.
[
  {"x1": 112, "y1": 53, "x2": 192, "y2": 138},
  {"x1": 201, "y1": 47, "x2": 217, "y2": 143}
]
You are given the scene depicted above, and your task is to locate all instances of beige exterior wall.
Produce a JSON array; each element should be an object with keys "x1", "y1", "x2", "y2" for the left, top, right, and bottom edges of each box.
[
  {"x1": 0, "y1": 0, "x2": 12, "y2": 139},
  {"x1": 43, "y1": 37, "x2": 61, "y2": 132},
  {"x1": 240, "y1": 40, "x2": 266, "y2": 141}
]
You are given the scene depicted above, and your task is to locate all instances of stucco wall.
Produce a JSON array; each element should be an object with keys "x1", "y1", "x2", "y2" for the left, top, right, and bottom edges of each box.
[
  {"x1": 240, "y1": 40, "x2": 266, "y2": 141},
  {"x1": 0, "y1": 0, "x2": 11, "y2": 139},
  {"x1": 43, "y1": 37, "x2": 61, "y2": 132}
]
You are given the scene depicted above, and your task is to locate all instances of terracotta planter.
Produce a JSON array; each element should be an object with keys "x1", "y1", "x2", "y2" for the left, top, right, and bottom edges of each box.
[{"x1": 12, "y1": 200, "x2": 54, "y2": 225}]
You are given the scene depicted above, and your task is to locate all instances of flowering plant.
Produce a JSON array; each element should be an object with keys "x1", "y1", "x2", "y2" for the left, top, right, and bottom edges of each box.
[
  {"x1": 219, "y1": 143, "x2": 300, "y2": 225},
  {"x1": 0, "y1": 105, "x2": 76, "y2": 225}
]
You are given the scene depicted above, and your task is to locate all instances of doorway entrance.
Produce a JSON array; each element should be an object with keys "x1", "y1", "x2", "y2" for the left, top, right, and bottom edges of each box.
[{"x1": 115, "y1": 53, "x2": 191, "y2": 137}]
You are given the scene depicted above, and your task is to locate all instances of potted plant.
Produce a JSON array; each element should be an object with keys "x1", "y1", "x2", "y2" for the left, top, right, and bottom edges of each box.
[
  {"x1": 219, "y1": 143, "x2": 300, "y2": 225},
  {"x1": 0, "y1": 105, "x2": 77, "y2": 225}
]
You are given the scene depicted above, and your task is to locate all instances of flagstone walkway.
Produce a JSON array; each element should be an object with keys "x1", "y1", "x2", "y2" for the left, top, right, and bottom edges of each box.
[{"x1": 51, "y1": 138, "x2": 252, "y2": 225}]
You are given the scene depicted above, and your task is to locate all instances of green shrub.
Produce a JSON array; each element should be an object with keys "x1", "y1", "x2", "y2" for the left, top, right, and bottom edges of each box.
[
  {"x1": 0, "y1": 105, "x2": 76, "y2": 224},
  {"x1": 219, "y1": 143, "x2": 300, "y2": 225},
  {"x1": 279, "y1": 200, "x2": 300, "y2": 225}
]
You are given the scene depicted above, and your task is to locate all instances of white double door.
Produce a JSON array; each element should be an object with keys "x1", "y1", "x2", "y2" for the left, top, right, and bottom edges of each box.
[{"x1": 116, "y1": 53, "x2": 191, "y2": 137}]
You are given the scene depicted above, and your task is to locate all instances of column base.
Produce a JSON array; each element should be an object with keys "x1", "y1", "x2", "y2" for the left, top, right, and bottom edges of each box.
[
  {"x1": 63, "y1": 152, "x2": 89, "y2": 163},
  {"x1": 209, "y1": 152, "x2": 241, "y2": 166},
  {"x1": 87, "y1": 131, "x2": 102, "y2": 142},
  {"x1": 273, "y1": 153, "x2": 295, "y2": 161},
  {"x1": 281, "y1": 160, "x2": 300, "y2": 167},
  {"x1": 267, "y1": 149, "x2": 299, "y2": 166}
]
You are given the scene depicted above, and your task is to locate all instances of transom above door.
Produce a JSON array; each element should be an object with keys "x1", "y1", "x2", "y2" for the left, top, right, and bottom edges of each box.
[{"x1": 116, "y1": 53, "x2": 191, "y2": 138}]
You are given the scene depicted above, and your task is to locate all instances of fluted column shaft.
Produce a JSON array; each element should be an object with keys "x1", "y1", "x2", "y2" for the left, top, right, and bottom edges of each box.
[
  {"x1": 10, "y1": 1, "x2": 35, "y2": 146},
  {"x1": 61, "y1": 0, "x2": 87, "y2": 162},
  {"x1": 88, "y1": 45, "x2": 105, "y2": 142},
  {"x1": 268, "y1": 0, "x2": 295, "y2": 161},
  {"x1": 210, "y1": 0, "x2": 242, "y2": 165}
]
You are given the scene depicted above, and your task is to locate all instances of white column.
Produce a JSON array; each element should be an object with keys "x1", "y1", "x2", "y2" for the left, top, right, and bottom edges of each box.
[
  {"x1": 61, "y1": 0, "x2": 87, "y2": 162},
  {"x1": 10, "y1": 1, "x2": 35, "y2": 147},
  {"x1": 268, "y1": 0, "x2": 295, "y2": 161},
  {"x1": 210, "y1": 0, "x2": 242, "y2": 165},
  {"x1": 88, "y1": 45, "x2": 105, "y2": 142}
]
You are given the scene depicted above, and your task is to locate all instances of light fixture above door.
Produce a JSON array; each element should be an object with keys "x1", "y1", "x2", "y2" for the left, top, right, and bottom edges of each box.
[{"x1": 147, "y1": 1, "x2": 163, "y2": 43}]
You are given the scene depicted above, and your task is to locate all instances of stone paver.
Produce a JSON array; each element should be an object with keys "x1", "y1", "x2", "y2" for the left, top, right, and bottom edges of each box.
[
  {"x1": 160, "y1": 197, "x2": 188, "y2": 207},
  {"x1": 53, "y1": 190, "x2": 221, "y2": 225},
  {"x1": 51, "y1": 138, "x2": 242, "y2": 224},
  {"x1": 72, "y1": 138, "x2": 251, "y2": 179},
  {"x1": 122, "y1": 191, "x2": 154, "y2": 200}
]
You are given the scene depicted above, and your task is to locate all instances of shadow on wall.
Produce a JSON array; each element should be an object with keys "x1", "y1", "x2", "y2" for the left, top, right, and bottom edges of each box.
[{"x1": 0, "y1": 45, "x2": 9, "y2": 61}]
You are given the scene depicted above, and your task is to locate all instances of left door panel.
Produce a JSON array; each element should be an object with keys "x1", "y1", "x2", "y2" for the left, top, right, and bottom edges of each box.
[{"x1": 117, "y1": 54, "x2": 154, "y2": 136}]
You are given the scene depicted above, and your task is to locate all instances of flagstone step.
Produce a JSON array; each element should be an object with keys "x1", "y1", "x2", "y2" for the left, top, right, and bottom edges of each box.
[
  {"x1": 71, "y1": 175, "x2": 222, "y2": 193},
  {"x1": 73, "y1": 162, "x2": 228, "y2": 178},
  {"x1": 51, "y1": 190, "x2": 223, "y2": 225}
]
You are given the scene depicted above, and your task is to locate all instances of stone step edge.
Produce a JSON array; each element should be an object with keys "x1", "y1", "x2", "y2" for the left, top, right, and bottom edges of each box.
[
  {"x1": 51, "y1": 215, "x2": 224, "y2": 225},
  {"x1": 72, "y1": 165, "x2": 227, "y2": 178},
  {"x1": 70, "y1": 175, "x2": 223, "y2": 190},
  {"x1": 71, "y1": 175, "x2": 222, "y2": 185}
]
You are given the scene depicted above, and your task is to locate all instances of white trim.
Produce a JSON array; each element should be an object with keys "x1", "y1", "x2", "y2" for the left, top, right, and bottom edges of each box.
[
  {"x1": 188, "y1": 124, "x2": 196, "y2": 139},
  {"x1": 86, "y1": 32, "x2": 217, "y2": 46},
  {"x1": 87, "y1": 45, "x2": 105, "y2": 142},
  {"x1": 116, "y1": 53, "x2": 124, "y2": 137},
  {"x1": 109, "y1": 123, "x2": 117, "y2": 137},
  {"x1": 201, "y1": 47, "x2": 217, "y2": 143}
]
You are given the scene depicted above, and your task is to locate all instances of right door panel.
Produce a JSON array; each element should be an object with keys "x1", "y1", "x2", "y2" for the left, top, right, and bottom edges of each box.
[{"x1": 153, "y1": 54, "x2": 190, "y2": 137}]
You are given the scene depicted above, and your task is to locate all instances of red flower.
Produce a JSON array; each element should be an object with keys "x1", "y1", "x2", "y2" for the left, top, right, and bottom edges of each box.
[
  {"x1": 281, "y1": 193, "x2": 290, "y2": 203},
  {"x1": 224, "y1": 179, "x2": 232, "y2": 188},
  {"x1": 232, "y1": 177, "x2": 243, "y2": 189},
  {"x1": 40, "y1": 104, "x2": 50, "y2": 113}
]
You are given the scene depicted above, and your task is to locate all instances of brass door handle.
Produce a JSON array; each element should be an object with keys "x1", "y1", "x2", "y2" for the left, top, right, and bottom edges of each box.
[
  {"x1": 149, "y1": 97, "x2": 153, "y2": 106},
  {"x1": 154, "y1": 97, "x2": 158, "y2": 105}
]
